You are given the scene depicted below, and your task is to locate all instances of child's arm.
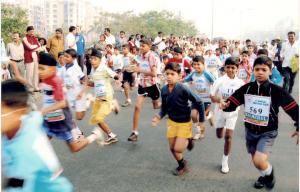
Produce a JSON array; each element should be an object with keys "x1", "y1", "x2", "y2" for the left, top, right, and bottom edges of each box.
[
  {"x1": 222, "y1": 84, "x2": 247, "y2": 111},
  {"x1": 41, "y1": 100, "x2": 67, "y2": 115},
  {"x1": 183, "y1": 72, "x2": 194, "y2": 82},
  {"x1": 152, "y1": 88, "x2": 165, "y2": 126}
]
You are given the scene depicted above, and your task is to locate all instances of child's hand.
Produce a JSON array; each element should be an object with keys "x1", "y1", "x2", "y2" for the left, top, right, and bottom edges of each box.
[
  {"x1": 132, "y1": 66, "x2": 140, "y2": 73},
  {"x1": 76, "y1": 92, "x2": 84, "y2": 100},
  {"x1": 291, "y1": 131, "x2": 299, "y2": 145},
  {"x1": 152, "y1": 114, "x2": 161, "y2": 127},
  {"x1": 219, "y1": 100, "x2": 230, "y2": 109}
]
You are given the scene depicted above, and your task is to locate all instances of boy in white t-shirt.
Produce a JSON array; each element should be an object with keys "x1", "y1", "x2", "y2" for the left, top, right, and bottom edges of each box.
[
  {"x1": 204, "y1": 47, "x2": 222, "y2": 78},
  {"x1": 210, "y1": 57, "x2": 244, "y2": 174},
  {"x1": 62, "y1": 49, "x2": 87, "y2": 138}
]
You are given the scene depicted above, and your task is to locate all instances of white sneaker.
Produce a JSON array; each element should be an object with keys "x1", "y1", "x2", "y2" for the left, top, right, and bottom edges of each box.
[
  {"x1": 92, "y1": 127, "x2": 105, "y2": 146},
  {"x1": 193, "y1": 133, "x2": 201, "y2": 140},
  {"x1": 221, "y1": 161, "x2": 229, "y2": 174}
]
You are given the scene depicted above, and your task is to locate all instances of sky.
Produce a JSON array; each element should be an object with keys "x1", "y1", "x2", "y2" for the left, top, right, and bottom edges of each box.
[{"x1": 92, "y1": 0, "x2": 299, "y2": 39}]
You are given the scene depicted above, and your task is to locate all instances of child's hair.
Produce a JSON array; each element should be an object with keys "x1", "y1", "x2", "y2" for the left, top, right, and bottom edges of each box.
[
  {"x1": 2, "y1": 79, "x2": 28, "y2": 107},
  {"x1": 253, "y1": 55, "x2": 272, "y2": 69},
  {"x1": 64, "y1": 49, "x2": 77, "y2": 58},
  {"x1": 162, "y1": 55, "x2": 169, "y2": 60},
  {"x1": 58, "y1": 51, "x2": 64, "y2": 58},
  {"x1": 224, "y1": 57, "x2": 239, "y2": 67},
  {"x1": 106, "y1": 44, "x2": 113, "y2": 49},
  {"x1": 69, "y1": 26, "x2": 76, "y2": 33},
  {"x1": 164, "y1": 63, "x2": 181, "y2": 74},
  {"x1": 192, "y1": 55, "x2": 205, "y2": 64},
  {"x1": 241, "y1": 50, "x2": 249, "y2": 55},
  {"x1": 122, "y1": 44, "x2": 129, "y2": 49},
  {"x1": 257, "y1": 49, "x2": 268, "y2": 56}
]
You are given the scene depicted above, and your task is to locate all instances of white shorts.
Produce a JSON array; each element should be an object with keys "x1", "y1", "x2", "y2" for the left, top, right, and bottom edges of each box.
[
  {"x1": 214, "y1": 109, "x2": 239, "y2": 130},
  {"x1": 68, "y1": 96, "x2": 87, "y2": 112}
]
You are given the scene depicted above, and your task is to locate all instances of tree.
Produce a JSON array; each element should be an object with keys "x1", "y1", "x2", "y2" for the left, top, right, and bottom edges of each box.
[
  {"x1": 1, "y1": 4, "x2": 29, "y2": 44},
  {"x1": 92, "y1": 10, "x2": 199, "y2": 39}
]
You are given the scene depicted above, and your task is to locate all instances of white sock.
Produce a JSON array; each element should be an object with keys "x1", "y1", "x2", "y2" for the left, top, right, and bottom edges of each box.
[
  {"x1": 108, "y1": 132, "x2": 116, "y2": 138},
  {"x1": 87, "y1": 134, "x2": 97, "y2": 144},
  {"x1": 222, "y1": 154, "x2": 229, "y2": 164},
  {"x1": 133, "y1": 131, "x2": 139, "y2": 135},
  {"x1": 260, "y1": 163, "x2": 272, "y2": 176},
  {"x1": 127, "y1": 98, "x2": 131, "y2": 103}
]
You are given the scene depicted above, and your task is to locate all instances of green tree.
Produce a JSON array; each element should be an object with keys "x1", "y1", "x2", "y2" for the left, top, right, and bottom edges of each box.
[
  {"x1": 1, "y1": 4, "x2": 29, "y2": 44},
  {"x1": 92, "y1": 10, "x2": 199, "y2": 38}
]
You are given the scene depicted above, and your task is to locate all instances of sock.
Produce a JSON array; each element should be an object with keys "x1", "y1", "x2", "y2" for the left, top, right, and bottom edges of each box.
[
  {"x1": 260, "y1": 163, "x2": 272, "y2": 176},
  {"x1": 108, "y1": 132, "x2": 116, "y2": 138},
  {"x1": 87, "y1": 134, "x2": 97, "y2": 144},
  {"x1": 133, "y1": 131, "x2": 139, "y2": 135},
  {"x1": 222, "y1": 154, "x2": 229, "y2": 164},
  {"x1": 177, "y1": 158, "x2": 185, "y2": 168},
  {"x1": 193, "y1": 123, "x2": 200, "y2": 133},
  {"x1": 127, "y1": 98, "x2": 132, "y2": 103}
]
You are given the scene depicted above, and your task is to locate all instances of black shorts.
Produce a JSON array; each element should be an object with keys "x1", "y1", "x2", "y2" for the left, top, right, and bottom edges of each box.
[
  {"x1": 138, "y1": 84, "x2": 160, "y2": 101},
  {"x1": 122, "y1": 71, "x2": 135, "y2": 87}
]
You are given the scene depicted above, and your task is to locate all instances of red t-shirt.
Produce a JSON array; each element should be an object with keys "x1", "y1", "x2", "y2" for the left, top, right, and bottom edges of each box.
[{"x1": 43, "y1": 75, "x2": 65, "y2": 101}]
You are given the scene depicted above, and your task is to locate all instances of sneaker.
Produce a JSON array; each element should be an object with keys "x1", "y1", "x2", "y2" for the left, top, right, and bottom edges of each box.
[
  {"x1": 221, "y1": 161, "x2": 229, "y2": 174},
  {"x1": 91, "y1": 127, "x2": 105, "y2": 146},
  {"x1": 112, "y1": 99, "x2": 120, "y2": 114},
  {"x1": 128, "y1": 132, "x2": 138, "y2": 142},
  {"x1": 193, "y1": 133, "x2": 201, "y2": 140},
  {"x1": 172, "y1": 160, "x2": 188, "y2": 176},
  {"x1": 187, "y1": 138, "x2": 194, "y2": 151},
  {"x1": 121, "y1": 100, "x2": 131, "y2": 107},
  {"x1": 264, "y1": 169, "x2": 275, "y2": 189},
  {"x1": 103, "y1": 135, "x2": 118, "y2": 145},
  {"x1": 254, "y1": 176, "x2": 266, "y2": 189},
  {"x1": 199, "y1": 132, "x2": 205, "y2": 139}
]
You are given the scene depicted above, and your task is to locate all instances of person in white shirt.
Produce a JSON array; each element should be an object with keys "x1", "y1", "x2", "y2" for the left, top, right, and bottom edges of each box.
[
  {"x1": 204, "y1": 46, "x2": 222, "y2": 78},
  {"x1": 65, "y1": 26, "x2": 77, "y2": 51},
  {"x1": 210, "y1": 57, "x2": 244, "y2": 174},
  {"x1": 280, "y1": 31, "x2": 299, "y2": 93},
  {"x1": 104, "y1": 28, "x2": 116, "y2": 46}
]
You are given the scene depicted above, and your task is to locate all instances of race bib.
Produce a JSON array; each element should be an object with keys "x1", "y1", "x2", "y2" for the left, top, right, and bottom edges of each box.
[
  {"x1": 94, "y1": 80, "x2": 106, "y2": 97},
  {"x1": 244, "y1": 94, "x2": 271, "y2": 126},
  {"x1": 238, "y1": 68, "x2": 247, "y2": 80}
]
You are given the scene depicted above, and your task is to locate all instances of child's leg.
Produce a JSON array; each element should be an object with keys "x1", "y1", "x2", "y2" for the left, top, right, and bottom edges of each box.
[
  {"x1": 76, "y1": 111, "x2": 85, "y2": 120},
  {"x1": 216, "y1": 128, "x2": 224, "y2": 139},
  {"x1": 168, "y1": 137, "x2": 176, "y2": 158},
  {"x1": 173, "y1": 137, "x2": 188, "y2": 161},
  {"x1": 67, "y1": 138, "x2": 89, "y2": 153},
  {"x1": 224, "y1": 129, "x2": 233, "y2": 156},
  {"x1": 152, "y1": 99, "x2": 161, "y2": 109},
  {"x1": 132, "y1": 96, "x2": 145, "y2": 132}
]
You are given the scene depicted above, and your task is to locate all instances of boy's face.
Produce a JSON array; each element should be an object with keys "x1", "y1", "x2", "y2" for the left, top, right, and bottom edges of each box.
[
  {"x1": 38, "y1": 64, "x2": 56, "y2": 80},
  {"x1": 165, "y1": 69, "x2": 180, "y2": 85},
  {"x1": 253, "y1": 64, "x2": 272, "y2": 82},
  {"x1": 90, "y1": 56, "x2": 101, "y2": 69},
  {"x1": 163, "y1": 58, "x2": 169, "y2": 64},
  {"x1": 64, "y1": 53, "x2": 74, "y2": 64},
  {"x1": 122, "y1": 47, "x2": 129, "y2": 54},
  {"x1": 225, "y1": 64, "x2": 238, "y2": 78},
  {"x1": 193, "y1": 61, "x2": 205, "y2": 73},
  {"x1": 242, "y1": 53, "x2": 249, "y2": 62},
  {"x1": 140, "y1": 43, "x2": 150, "y2": 54},
  {"x1": 58, "y1": 55, "x2": 64, "y2": 65}
]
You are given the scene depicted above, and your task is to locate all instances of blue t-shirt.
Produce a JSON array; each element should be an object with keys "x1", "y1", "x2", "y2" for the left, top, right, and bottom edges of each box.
[{"x1": 2, "y1": 111, "x2": 73, "y2": 192}]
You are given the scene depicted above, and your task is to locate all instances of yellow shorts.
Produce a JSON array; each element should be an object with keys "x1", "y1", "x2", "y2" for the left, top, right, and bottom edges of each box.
[
  {"x1": 166, "y1": 119, "x2": 192, "y2": 138},
  {"x1": 89, "y1": 98, "x2": 112, "y2": 124}
]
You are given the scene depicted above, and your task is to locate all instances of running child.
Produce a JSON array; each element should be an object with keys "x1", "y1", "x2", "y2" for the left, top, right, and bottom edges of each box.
[
  {"x1": 238, "y1": 50, "x2": 252, "y2": 83},
  {"x1": 221, "y1": 55, "x2": 298, "y2": 190},
  {"x1": 210, "y1": 57, "x2": 245, "y2": 174},
  {"x1": 88, "y1": 48, "x2": 120, "y2": 145},
  {"x1": 184, "y1": 55, "x2": 215, "y2": 139},
  {"x1": 152, "y1": 63, "x2": 205, "y2": 176},
  {"x1": 121, "y1": 44, "x2": 136, "y2": 107},
  {"x1": 2, "y1": 79, "x2": 73, "y2": 191},
  {"x1": 38, "y1": 52, "x2": 102, "y2": 152}
]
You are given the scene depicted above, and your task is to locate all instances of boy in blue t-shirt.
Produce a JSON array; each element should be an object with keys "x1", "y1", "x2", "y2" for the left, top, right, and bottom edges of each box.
[
  {"x1": 1, "y1": 79, "x2": 73, "y2": 192},
  {"x1": 184, "y1": 56, "x2": 215, "y2": 139}
]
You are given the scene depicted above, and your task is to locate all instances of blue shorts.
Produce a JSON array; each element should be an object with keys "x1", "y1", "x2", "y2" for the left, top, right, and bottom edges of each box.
[
  {"x1": 43, "y1": 108, "x2": 74, "y2": 143},
  {"x1": 246, "y1": 129, "x2": 278, "y2": 155}
]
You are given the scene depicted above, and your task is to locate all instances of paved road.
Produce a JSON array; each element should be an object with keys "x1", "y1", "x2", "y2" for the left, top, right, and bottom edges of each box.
[{"x1": 50, "y1": 77, "x2": 299, "y2": 192}]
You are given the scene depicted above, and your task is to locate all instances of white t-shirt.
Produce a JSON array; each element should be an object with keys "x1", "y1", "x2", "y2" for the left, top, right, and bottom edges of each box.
[
  {"x1": 112, "y1": 54, "x2": 124, "y2": 71},
  {"x1": 280, "y1": 41, "x2": 299, "y2": 68},
  {"x1": 204, "y1": 55, "x2": 222, "y2": 77},
  {"x1": 62, "y1": 64, "x2": 85, "y2": 102},
  {"x1": 105, "y1": 34, "x2": 116, "y2": 45},
  {"x1": 65, "y1": 33, "x2": 77, "y2": 51},
  {"x1": 211, "y1": 74, "x2": 244, "y2": 101}
]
